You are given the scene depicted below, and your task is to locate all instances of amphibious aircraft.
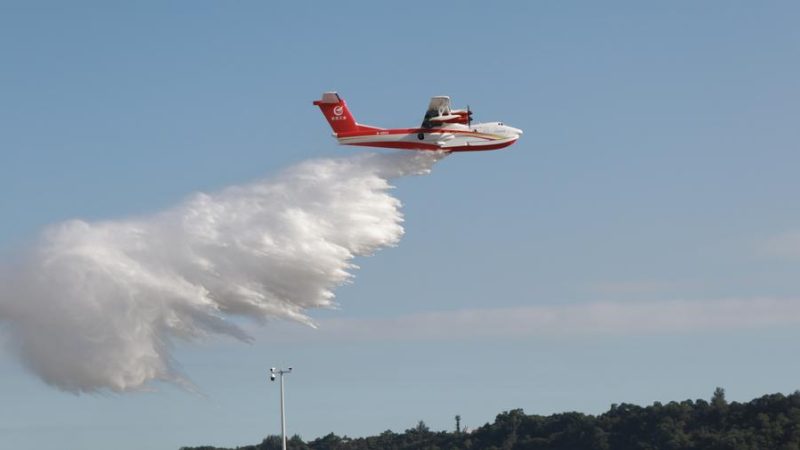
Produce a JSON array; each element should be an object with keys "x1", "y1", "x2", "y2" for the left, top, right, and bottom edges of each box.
[{"x1": 313, "y1": 92, "x2": 522, "y2": 152}]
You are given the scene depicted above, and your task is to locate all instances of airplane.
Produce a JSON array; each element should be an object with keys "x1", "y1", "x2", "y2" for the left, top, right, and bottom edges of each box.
[{"x1": 313, "y1": 92, "x2": 522, "y2": 152}]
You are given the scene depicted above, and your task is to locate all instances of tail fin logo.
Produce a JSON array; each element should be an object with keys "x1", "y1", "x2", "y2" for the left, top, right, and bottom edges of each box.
[{"x1": 333, "y1": 106, "x2": 344, "y2": 116}]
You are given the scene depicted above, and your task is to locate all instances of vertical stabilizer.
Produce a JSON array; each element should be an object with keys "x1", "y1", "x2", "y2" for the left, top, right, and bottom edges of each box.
[{"x1": 313, "y1": 92, "x2": 360, "y2": 135}]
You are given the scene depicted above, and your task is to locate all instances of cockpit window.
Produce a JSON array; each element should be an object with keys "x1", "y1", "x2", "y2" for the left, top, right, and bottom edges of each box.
[{"x1": 498, "y1": 122, "x2": 503, "y2": 126}]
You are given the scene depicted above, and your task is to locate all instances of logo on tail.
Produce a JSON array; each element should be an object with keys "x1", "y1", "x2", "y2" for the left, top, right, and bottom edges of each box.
[{"x1": 313, "y1": 91, "x2": 361, "y2": 134}]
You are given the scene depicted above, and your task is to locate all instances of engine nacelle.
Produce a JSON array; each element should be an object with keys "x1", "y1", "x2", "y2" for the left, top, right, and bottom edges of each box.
[
  {"x1": 428, "y1": 114, "x2": 462, "y2": 123},
  {"x1": 450, "y1": 109, "x2": 473, "y2": 124}
]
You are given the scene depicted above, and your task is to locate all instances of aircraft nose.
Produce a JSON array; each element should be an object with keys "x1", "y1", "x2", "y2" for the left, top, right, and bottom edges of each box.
[{"x1": 511, "y1": 127, "x2": 523, "y2": 136}]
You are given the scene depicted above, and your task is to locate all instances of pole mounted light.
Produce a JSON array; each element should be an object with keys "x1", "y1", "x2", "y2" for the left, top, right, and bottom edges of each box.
[{"x1": 269, "y1": 367, "x2": 293, "y2": 450}]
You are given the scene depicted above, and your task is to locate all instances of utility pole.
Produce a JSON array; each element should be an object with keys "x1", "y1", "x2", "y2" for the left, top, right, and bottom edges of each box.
[
  {"x1": 270, "y1": 367, "x2": 293, "y2": 450},
  {"x1": 456, "y1": 415, "x2": 461, "y2": 434}
]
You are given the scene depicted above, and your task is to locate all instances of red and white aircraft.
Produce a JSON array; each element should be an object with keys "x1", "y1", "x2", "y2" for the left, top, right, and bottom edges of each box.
[{"x1": 313, "y1": 92, "x2": 522, "y2": 152}]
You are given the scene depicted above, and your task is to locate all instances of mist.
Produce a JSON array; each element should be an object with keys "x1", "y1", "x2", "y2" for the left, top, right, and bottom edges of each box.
[{"x1": 0, "y1": 151, "x2": 445, "y2": 393}]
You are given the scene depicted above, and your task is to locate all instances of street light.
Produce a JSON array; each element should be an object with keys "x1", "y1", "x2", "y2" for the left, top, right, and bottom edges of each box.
[{"x1": 269, "y1": 367, "x2": 293, "y2": 450}]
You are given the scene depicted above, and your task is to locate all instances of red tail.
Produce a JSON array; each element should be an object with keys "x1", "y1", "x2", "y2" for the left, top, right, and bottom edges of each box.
[{"x1": 313, "y1": 92, "x2": 380, "y2": 135}]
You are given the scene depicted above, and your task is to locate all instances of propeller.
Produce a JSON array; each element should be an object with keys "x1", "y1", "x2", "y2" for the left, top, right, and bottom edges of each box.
[{"x1": 467, "y1": 105, "x2": 472, "y2": 128}]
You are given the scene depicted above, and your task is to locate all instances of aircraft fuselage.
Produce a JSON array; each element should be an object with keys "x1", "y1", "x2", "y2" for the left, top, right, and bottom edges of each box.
[{"x1": 314, "y1": 92, "x2": 523, "y2": 152}]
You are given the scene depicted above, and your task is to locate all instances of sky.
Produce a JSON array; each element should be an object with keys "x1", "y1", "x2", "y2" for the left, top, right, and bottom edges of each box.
[{"x1": 2, "y1": 1, "x2": 800, "y2": 449}]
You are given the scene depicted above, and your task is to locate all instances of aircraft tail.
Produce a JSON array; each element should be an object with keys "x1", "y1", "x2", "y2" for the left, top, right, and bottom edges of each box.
[{"x1": 313, "y1": 92, "x2": 379, "y2": 135}]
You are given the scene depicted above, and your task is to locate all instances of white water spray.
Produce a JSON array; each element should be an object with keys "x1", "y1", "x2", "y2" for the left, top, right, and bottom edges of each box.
[{"x1": 0, "y1": 151, "x2": 445, "y2": 393}]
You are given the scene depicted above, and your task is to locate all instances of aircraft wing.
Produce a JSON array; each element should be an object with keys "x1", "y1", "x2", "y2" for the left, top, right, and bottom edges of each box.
[{"x1": 421, "y1": 96, "x2": 451, "y2": 128}]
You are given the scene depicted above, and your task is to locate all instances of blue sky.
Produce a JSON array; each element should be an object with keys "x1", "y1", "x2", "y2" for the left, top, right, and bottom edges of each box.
[{"x1": 2, "y1": 1, "x2": 800, "y2": 449}]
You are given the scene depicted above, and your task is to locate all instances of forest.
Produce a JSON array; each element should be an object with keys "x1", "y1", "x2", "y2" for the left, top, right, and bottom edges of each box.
[{"x1": 182, "y1": 388, "x2": 800, "y2": 450}]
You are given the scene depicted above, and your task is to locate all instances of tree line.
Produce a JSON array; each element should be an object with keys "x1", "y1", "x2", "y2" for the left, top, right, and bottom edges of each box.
[{"x1": 182, "y1": 388, "x2": 800, "y2": 450}]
